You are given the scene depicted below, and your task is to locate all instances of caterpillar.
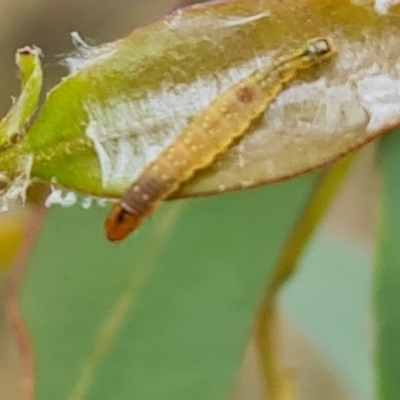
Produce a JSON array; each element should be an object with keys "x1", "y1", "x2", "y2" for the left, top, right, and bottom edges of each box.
[{"x1": 105, "y1": 37, "x2": 335, "y2": 241}]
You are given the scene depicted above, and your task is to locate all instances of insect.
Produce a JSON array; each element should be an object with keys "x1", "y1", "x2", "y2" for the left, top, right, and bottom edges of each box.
[{"x1": 105, "y1": 37, "x2": 335, "y2": 241}]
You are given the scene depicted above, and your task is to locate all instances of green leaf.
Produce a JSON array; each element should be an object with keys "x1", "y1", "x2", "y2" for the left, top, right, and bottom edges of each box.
[
  {"x1": 375, "y1": 130, "x2": 400, "y2": 400},
  {"x1": 19, "y1": 172, "x2": 321, "y2": 400},
  {"x1": 0, "y1": 46, "x2": 43, "y2": 149},
  {"x1": 1, "y1": 0, "x2": 400, "y2": 200}
]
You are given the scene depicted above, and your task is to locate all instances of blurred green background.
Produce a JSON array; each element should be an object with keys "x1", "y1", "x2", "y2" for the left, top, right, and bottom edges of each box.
[{"x1": 0, "y1": 1, "x2": 377, "y2": 399}]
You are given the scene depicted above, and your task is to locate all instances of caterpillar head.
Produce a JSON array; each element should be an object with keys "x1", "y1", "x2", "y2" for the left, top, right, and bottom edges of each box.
[{"x1": 105, "y1": 203, "x2": 142, "y2": 242}]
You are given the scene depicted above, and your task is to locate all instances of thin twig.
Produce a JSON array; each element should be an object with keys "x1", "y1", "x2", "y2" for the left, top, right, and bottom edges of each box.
[
  {"x1": 6, "y1": 205, "x2": 48, "y2": 400},
  {"x1": 256, "y1": 155, "x2": 355, "y2": 400}
]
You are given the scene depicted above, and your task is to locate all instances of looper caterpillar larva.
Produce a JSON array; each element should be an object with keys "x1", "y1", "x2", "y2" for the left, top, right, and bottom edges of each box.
[{"x1": 105, "y1": 37, "x2": 335, "y2": 241}]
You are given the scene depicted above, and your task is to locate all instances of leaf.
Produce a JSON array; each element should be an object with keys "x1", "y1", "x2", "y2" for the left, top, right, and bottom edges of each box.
[
  {"x1": 18, "y1": 172, "x2": 322, "y2": 400},
  {"x1": 1, "y1": 0, "x2": 400, "y2": 200},
  {"x1": 375, "y1": 129, "x2": 400, "y2": 400},
  {"x1": 0, "y1": 46, "x2": 43, "y2": 149},
  {"x1": 0, "y1": 209, "x2": 31, "y2": 271}
]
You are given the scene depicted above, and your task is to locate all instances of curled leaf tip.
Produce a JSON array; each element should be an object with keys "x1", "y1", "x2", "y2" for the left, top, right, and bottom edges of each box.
[
  {"x1": 17, "y1": 45, "x2": 43, "y2": 57},
  {"x1": 0, "y1": 46, "x2": 43, "y2": 150}
]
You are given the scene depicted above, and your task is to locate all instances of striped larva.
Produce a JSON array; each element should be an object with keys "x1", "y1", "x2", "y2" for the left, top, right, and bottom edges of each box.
[{"x1": 105, "y1": 37, "x2": 335, "y2": 241}]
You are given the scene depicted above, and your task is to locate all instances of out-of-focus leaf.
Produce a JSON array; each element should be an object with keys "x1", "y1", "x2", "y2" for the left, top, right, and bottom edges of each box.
[
  {"x1": 19, "y1": 172, "x2": 322, "y2": 400},
  {"x1": 0, "y1": 46, "x2": 42, "y2": 149},
  {"x1": 0, "y1": 0, "x2": 400, "y2": 199},
  {"x1": 375, "y1": 129, "x2": 400, "y2": 400},
  {"x1": 0, "y1": 210, "x2": 30, "y2": 271}
]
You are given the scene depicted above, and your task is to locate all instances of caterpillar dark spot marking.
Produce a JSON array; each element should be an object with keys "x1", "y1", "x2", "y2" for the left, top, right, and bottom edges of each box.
[
  {"x1": 105, "y1": 37, "x2": 335, "y2": 241},
  {"x1": 237, "y1": 87, "x2": 255, "y2": 103}
]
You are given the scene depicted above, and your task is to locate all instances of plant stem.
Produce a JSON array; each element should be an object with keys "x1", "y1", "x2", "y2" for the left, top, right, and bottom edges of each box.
[
  {"x1": 0, "y1": 142, "x2": 27, "y2": 179},
  {"x1": 256, "y1": 154, "x2": 355, "y2": 400}
]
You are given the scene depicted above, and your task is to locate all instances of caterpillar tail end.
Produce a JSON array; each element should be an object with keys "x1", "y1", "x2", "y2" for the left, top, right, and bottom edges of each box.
[{"x1": 105, "y1": 203, "x2": 142, "y2": 242}]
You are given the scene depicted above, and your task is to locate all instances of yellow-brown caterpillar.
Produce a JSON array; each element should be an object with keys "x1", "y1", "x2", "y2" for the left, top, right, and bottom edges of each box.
[{"x1": 105, "y1": 37, "x2": 335, "y2": 241}]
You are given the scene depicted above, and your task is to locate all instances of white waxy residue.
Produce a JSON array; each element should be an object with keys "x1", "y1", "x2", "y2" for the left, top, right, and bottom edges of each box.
[
  {"x1": 84, "y1": 99, "x2": 166, "y2": 188},
  {"x1": 0, "y1": 156, "x2": 32, "y2": 213},
  {"x1": 45, "y1": 186, "x2": 77, "y2": 208},
  {"x1": 374, "y1": 0, "x2": 400, "y2": 14},
  {"x1": 221, "y1": 12, "x2": 270, "y2": 27},
  {"x1": 64, "y1": 32, "x2": 118, "y2": 75},
  {"x1": 83, "y1": 53, "x2": 274, "y2": 189},
  {"x1": 81, "y1": 196, "x2": 93, "y2": 210},
  {"x1": 357, "y1": 75, "x2": 400, "y2": 131},
  {"x1": 268, "y1": 79, "x2": 369, "y2": 134},
  {"x1": 44, "y1": 187, "x2": 111, "y2": 209}
]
